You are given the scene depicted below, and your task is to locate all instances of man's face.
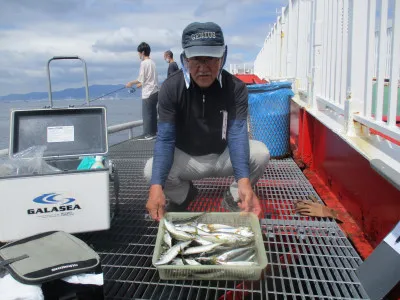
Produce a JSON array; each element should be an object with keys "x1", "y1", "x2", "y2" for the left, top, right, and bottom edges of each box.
[{"x1": 187, "y1": 56, "x2": 222, "y2": 88}]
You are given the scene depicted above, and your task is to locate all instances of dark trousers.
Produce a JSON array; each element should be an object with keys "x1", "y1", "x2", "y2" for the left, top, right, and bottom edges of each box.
[{"x1": 142, "y1": 92, "x2": 158, "y2": 136}]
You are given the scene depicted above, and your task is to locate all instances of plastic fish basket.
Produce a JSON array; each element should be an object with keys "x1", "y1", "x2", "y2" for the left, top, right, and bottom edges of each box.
[{"x1": 152, "y1": 212, "x2": 268, "y2": 281}]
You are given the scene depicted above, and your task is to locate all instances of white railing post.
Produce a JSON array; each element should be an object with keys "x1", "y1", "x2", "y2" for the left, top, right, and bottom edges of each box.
[
  {"x1": 385, "y1": 27, "x2": 392, "y2": 80},
  {"x1": 321, "y1": 0, "x2": 328, "y2": 98},
  {"x1": 302, "y1": 0, "x2": 309, "y2": 92},
  {"x1": 275, "y1": 21, "x2": 279, "y2": 77},
  {"x1": 334, "y1": 0, "x2": 344, "y2": 106},
  {"x1": 364, "y1": 0, "x2": 376, "y2": 117},
  {"x1": 295, "y1": 0, "x2": 301, "y2": 82},
  {"x1": 286, "y1": 0, "x2": 292, "y2": 78},
  {"x1": 280, "y1": 6, "x2": 286, "y2": 78},
  {"x1": 388, "y1": 0, "x2": 400, "y2": 127},
  {"x1": 327, "y1": 0, "x2": 333, "y2": 101},
  {"x1": 305, "y1": 0, "x2": 313, "y2": 99},
  {"x1": 339, "y1": 0, "x2": 349, "y2": 108},
  {"x1": 330, "y1": 0, "x2": 338, "y2": 105},
  {"x1": 375, "y1": 0, "x2": 389, "y2": 122},
  {"x1": 308, "y1": 0, "x2": 323, "y2": 108},
  {"x1": 345, "y1": 0, "x2": 369, "y2": 135}
]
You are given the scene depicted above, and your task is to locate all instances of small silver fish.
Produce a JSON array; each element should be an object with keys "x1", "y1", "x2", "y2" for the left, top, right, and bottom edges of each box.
[
  {"x1": 195, "y1": 256, "x2": 218, "y2": 265},
  {"x1": 246, "y1": 253, "x2": 256, "y2": 262},
  {"x1": 163, "y1": 231, "x2": 172, "y2": 248},
  {"x1": 196, "y1": 223, "x2": 211, "y2": 233},
  {"x1": 194, "y1": 236, "x2": 213, "y2": 246},
  {"x1": 207, "y1": 224, "x2": 236, "y2": 232},
  {"x1": 182, "y1": 243, "x2": 220, "y2": 255},
  {"x1": 196, "y1": 223, "x2": 235, "y2": 233},
  {"x1": 164, "y1": 219, "x2": 194, "y2": 241},
  {"x1": 217, "y1": 246, "x2": 254, "y2": 262},
  {"x1": 218, "y1": 261, "x2": 258, "y2": 266},
  {"x1": 154, "y1": 240, "x2": 191, "y2": 266},
  {"x1": 182, "y1": 257, "x2": 201, "y2": 266},
  {"x1": 175, "y1": 224, "x2": 198, "y2": 234},
  {"x1": 214, "y1": 227, "x2": 254, "y2": 238},
  {"x1": 201, "y1": 233, "x2": 252, "y2": 245},
  {"x1": 193, "y1": 224, "x2": 215, "y2": 235},
  {"x1": 195, "y1": 255, "x2": 258, "y2": 266},
  {"x1": 171, "y1": 258, "x2": 184, "y2": 265},
  {"x1": 231, "y1": 249, "x2": 255, "y2": 262}
]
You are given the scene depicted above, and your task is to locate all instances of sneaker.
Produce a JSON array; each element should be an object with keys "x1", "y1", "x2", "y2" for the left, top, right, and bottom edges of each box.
[
  {"x1": 137, "y1": 134, "x2": 156, "y2": 141},
  {"x1": 166, "y1": 182, "x2": 199, "y2": 212},
  {"x1": 133, "y1": 134, "x2": 145, "y2": 140},
  {"x1": 221, "y1": 190, "x2": 241, "y2": 212}
]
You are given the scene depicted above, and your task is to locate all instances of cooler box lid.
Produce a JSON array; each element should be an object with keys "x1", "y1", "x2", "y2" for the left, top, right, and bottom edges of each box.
[{"x1": 9, "y1": 106, "x2": 108, "y2": 159}]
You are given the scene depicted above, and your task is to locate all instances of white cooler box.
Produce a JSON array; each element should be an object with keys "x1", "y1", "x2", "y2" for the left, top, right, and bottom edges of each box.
[{"x1": 0, "y1": 106, "x2": 117, "y2": 242}]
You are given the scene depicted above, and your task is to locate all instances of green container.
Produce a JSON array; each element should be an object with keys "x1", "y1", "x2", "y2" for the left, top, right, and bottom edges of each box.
[{"x1": 152, "y1": 212, "x2": 268, "y2": 281}]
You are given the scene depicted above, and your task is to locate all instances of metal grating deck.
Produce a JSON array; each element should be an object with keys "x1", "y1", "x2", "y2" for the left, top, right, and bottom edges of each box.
[
  {"x1": 77, "y1": 139, "x2": 369, "y2": 299},
  {"x1": 262, "y1": 220, "x2": 369, "y2": 299}
]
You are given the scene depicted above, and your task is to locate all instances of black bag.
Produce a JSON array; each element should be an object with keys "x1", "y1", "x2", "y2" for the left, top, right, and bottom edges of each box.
[{"x1": 0, "y1": 231, "x2": 100, "y2": 285}]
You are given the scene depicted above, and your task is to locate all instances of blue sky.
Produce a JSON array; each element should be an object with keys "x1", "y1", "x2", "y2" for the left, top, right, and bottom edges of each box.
[{"x1": 0, "y1": 0, "x2": 287, "y2": 95}]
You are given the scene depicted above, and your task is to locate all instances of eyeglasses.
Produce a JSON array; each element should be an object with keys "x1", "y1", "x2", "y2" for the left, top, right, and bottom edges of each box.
[{"x1": 187, "y1": 57, "x2": 221, "y2": 67}]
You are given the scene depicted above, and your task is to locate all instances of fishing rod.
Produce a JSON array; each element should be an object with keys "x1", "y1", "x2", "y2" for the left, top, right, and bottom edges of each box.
[{"x1": 80, "y1": 86, "x2": 136, "y2": 107}]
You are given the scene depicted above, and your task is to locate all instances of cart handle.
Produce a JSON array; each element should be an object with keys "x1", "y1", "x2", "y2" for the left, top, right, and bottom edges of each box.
[{"x1": 47, "y1": 56, "x2": 90, "y2": 107}]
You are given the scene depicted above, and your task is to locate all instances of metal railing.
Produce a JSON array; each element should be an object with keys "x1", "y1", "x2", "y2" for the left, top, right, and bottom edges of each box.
[
  {"x1": 254, "y1": 0, "x2": 400, "y2": 142},
  {"x1": 229, "y1": 63, "x2": 254, "y2": 75},
  {"x1": 0, "y1": 120, "x2": 143, "y2": 158}
]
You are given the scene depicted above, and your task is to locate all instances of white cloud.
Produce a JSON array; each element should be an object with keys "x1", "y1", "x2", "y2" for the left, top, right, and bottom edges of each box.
[
  {"x1": 0, "y1": 0, "x2": 287, "y2": 95},
  {"x1": 92, "y1": 27, "x2": 181, "y2": 53}
]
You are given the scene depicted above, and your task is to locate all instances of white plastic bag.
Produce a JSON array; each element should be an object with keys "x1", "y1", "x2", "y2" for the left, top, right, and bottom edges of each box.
[
  {"x1": 0, "y1": 273, "x2": 44, "y2": 300},
  {"x1": 0, "y1": 146, "x2": 60, "y2": 177}
]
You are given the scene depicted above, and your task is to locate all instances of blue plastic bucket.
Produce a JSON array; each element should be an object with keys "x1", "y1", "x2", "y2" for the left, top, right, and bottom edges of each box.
[{"x1": 248, "y1": 82, "x2": 294, "y2": 158}]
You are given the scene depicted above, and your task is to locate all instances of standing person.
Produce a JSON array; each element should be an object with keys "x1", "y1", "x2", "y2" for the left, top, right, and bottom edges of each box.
[
  {"x1": 144, "y1": 22, "x2": 270, "y2": 221},
  {"x1": 164, "y1": 50, "x2": 179, "y2": 78},
  {"x1": 126, "y1": 42, "x2": 159, "y2": 140}
]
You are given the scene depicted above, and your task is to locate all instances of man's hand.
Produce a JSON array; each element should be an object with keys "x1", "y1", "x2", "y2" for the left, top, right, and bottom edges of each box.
[
  {"x1": 237, "y1": 178, "x2": 262, "y2": 218},
  {"x1": 146, "y1": 185, "x2": 166, "y2": 221},
  {"x1": 136, "y1": 83, "x2": 142, "y2": 88},
  {"x1": 126, "y1": 81, "x2": 134, "y2": 88}
]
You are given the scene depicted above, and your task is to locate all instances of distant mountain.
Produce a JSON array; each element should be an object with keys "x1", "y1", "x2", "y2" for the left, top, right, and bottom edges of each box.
[{"x1": 0, "y1": 84, "x2": 133, "y2": 101}]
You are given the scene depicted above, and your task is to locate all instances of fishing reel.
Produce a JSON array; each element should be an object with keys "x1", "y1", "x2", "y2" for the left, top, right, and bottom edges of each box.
[{"x1": 128, "y1": 87, "x2": 136, "y2": 94}]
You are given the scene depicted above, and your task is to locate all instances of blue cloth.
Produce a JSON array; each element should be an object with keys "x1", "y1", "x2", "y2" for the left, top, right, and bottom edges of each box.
[
  {"x1": 227, "y1": 119, "x2": 250, "y2": 180},
  {"x1": 150, "y1": 122, "x2": 176, "y2": 186}
]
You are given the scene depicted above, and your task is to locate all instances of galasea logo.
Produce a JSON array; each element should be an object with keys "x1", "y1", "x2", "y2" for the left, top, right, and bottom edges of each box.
[{"x1": 27, "y1": 193, "x2": 81, "y2": 215}]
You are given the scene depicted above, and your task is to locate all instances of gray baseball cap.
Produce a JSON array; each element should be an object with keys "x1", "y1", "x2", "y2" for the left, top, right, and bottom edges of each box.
[{"x1": 181, "y1": 22, "x2": 225, "y2": 58}]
